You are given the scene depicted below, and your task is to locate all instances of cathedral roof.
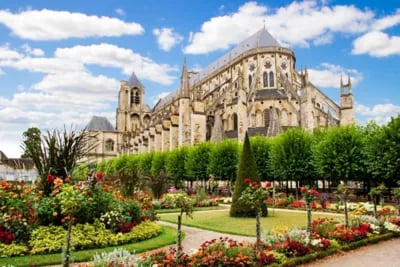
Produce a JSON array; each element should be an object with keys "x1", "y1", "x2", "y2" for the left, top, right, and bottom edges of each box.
[
  {"x1": 191, "y1": 27, "x2": 281, "y2": 85},
  {"x1": 86, "y1": 116, "x2": 115, "y2": 132},
  {"x1": 127, "y1": 72, "x2": 144, "y2": 88}
]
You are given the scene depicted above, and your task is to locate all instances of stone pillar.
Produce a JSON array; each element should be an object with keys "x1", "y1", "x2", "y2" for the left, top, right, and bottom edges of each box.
[
  {"x1": 170, "y1": 115, "x2": 179, "y2": 150},
  {"x1": 154, "y1": 124, "x2": 162, "y2": 152},
  {"x1": 148, "y1": 127, "x2": 155, "y2": 152},
  {"x1": 178, "y1": 98, "x2": 191, "y2": 146},
  {"x1": 191, "y1": 101, "x2": 206, "y2": 145},
  {"x1": 162, "y1": 120, "x2": 170, "y2": 152}
]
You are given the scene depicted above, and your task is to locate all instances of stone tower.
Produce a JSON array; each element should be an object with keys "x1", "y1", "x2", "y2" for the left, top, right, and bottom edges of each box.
[
  {"x1": 340, "y1": 76, "x2": 355, "y2": 125},
  {"x1": 178, "y1": 58, "x2": 191, "y2": 146},
  {"x1": 116, "y1": 72, "x2": 151, "y2": 153}
]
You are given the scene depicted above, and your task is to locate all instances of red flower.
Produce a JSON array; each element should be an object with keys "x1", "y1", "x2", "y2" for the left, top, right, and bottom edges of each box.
[
  {"x1": 265, "y1": 181, "x2": 272, "y2": 188},
  {"x1": 300, "y1": 186, "x2": 307, "y2": 193},
  {"x1": 251, "y1": 181, "x2": 259, "y2": 187},
  {"x1": 46, "y1": 174, "x2": 55, "y2": 183},
  {"x1": 96, "y1": 172, "x2": 104, "y2": 182},
  {"x1": 244, "y1": 178, "x2": 251, "y2": 184}
]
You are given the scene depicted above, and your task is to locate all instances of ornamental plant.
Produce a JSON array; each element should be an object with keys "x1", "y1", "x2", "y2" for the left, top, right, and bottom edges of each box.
[{"x1": 300, "y1": 186, "x2": 320, "y2": 234}]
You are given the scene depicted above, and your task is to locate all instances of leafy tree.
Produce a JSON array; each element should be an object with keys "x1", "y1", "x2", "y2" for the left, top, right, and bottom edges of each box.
[
  {"x1": 150, "y1": 152, "x2": 168, "y2": 198},
  {"x1": 230, "y1": 131, "x2": 264, "y2": 217},
  {"x1": 165, "y1": 146, "x2": 189, "y2": 188},
  {"x1": 112, "y1": 154, "x2": 140, "y2": 196},
  {"x1": 208, "y1": 139, "x2": 239, "y2": 182},
  {"x1": 250, "y1": 136, "x2": 274, "y2": 181},
  {"x1": 365, "y1": 115, "x2": 400, "y2": 187},
  {"x1": 314, "y1": 125, "x2": 365, "y2": 185},
  {"x1": 185, "y1": 142, "x2": 213, "y2": 187},
  {"x1": 21, "y1": 127, "x2": 41, "y2": 158},
  {"x1": 270, "y1": 128, "x2": 314, "y2": 198}
]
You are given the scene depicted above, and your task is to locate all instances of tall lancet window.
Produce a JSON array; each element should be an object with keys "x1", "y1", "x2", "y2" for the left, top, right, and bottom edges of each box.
[
  {"x1": 248, "y1": 75, "x2": 252, "y2": 89},
  {"x1": 269, "y1": 71, "x2": 274, "y2": 87},
  {"x1": 263, "y1": 71, "x2": 268, "y2": 88},
  {"x1": 135, "y1": 91, "x2": 140, "y2": 104}
]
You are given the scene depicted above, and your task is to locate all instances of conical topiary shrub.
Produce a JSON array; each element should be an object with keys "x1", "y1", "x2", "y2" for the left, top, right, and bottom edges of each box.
[{"x1": 230, "y1": 131, "x2": 267, "y2": 217}]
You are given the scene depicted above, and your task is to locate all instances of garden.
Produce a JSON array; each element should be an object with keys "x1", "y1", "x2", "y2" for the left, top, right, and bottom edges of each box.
[{"x1": 0, "y1": 115, "x2": 399, "y2": 266}]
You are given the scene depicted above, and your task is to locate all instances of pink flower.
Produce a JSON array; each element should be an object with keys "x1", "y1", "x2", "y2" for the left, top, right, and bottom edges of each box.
[
  {"x1": 265, "y1": 181, "x2": 272, "y2": 188},
  {"x1": 300, "y1": 186, "x2": 307, "y2": 193}
]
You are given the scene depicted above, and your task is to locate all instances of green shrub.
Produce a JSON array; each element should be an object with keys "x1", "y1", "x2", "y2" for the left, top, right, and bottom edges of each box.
[
  {"x1": 0, "y1": 242, "x2": 28, "y2": 257},
  {"x1": 34, "y1": 197, "x2": 61, "y2": 226}
]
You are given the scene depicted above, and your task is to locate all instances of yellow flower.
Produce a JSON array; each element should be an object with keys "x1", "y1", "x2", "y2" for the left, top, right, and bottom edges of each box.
[
  {"x1": 52, "y1": 212, "x2": 58, "y2": 217},
  {"x1": 88, "y1": 197, "x2": 94, "y2": 202}
]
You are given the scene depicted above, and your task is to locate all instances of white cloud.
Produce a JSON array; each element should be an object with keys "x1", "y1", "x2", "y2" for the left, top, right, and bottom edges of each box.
[
  {"x1": 0, "y1": 9, "x2": 144, "y2": 40},
  {"x1": 372, "y1": 9, "x2": 400, "y2": 31},
  {"x1": 352, "y1": 31, "x2": 400, "y2": 57},
  {"x1": 0, "y1": 56, "x2": 85, "y2": 73},
  {"x1": 153, "y1": 28, "x2": 183, "y2": 51},
  {"x1": 307, "y1": 63, "x2": 363, "y2": 88},
  {"x1": 184, "y1": 1, "x2": 373, "y2": 54},
  {"x1": 115, "y1": 8, "x2": 125, "y2": 16},
  {"x1": 21, "y1": 44, "x2": 44, "y2": 56},
  {"x1": 152, "y1": 92, "x2": 170, "y2": 105},
  {"x1": 0, "y1": 44, "x2": 23, "y2": 60},
  {"x1": 55, "y1": 43, "x2": 178, "y2": 84},
  {"x1": 355, "y1": 103, "x2": 400, "y2": 125}
]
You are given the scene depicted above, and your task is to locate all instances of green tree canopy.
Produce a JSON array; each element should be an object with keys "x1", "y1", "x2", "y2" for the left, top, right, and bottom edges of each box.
[
  {"x1": 185, "y1": 142, "x2": 213, "y2": 182},
  {"x1": 21, "y1": 127, "x2": 41, "y2": 158},
  {"x1": 165, "y1": 146, "x2": 189, "y2": 188},
  {"x1": 208, "y1": 139, "x2": 239, "y2": 181},
  {"x1": 250, "y1": 136, "x2": 274, "y2": 181}
]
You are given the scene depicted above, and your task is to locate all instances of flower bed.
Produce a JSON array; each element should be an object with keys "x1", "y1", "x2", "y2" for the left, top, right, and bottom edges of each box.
[
  {"x1": 152, "y1": 190, "x2": 219, "y2": 210},
  {"x1": 0, "y1": 175, "x2": 160, "y2": 257}
]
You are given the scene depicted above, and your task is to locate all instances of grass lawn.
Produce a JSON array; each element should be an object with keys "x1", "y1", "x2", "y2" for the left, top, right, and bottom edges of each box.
[
  {"x1": 156, "y1": 205, "x2": 227, "y2": 214},
  {"x1": 160, "y1": 209, "x2": 344, "y2": 236},
  {"x1": 0, "y1": 226, "x2": 176, "y2": 267}
]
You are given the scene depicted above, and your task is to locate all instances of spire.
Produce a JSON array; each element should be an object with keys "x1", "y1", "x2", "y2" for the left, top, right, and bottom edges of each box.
[
  {"x1": 127, "y1": 72, "x2": 143, "y2": 88},
  {"x1": 180, "y1": 57, "x2": 190, "y2": 98},
  {"x1": 340, "y1": 75, "x2": 343, "y2": 88}
]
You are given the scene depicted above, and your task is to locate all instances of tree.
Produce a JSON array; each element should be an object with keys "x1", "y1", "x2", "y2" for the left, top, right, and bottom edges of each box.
[
  {"x1": 270, "y1": 128, "x2": 314, "y2": 198},
  {"x1": 230, "y1": 131, "x2": 264, "y2": 217},
  {"x1": 365, "y1": 115, "x2": 400, "y2": 187},
  {"x1": 314, "y1": 125, "x2": 365, "y2": 227},
  {"x1": 251, "y1": 136, "x2": 274, "y2": 181},
  {"x1": 208, "y1": 139, "x2": 239, "y2": 182},
  {"x1": 185, "y1": 142, "x2": 213, "y2": 187},
  {"x1": 21, "y1": 127, "x2": 41, "y2": 158},
  {"x1": 150, "y1": 152, "x2": 168, "y2": 198},
  {"x1": 165, "y1": 147, "x2": 189, "y2": 188}
]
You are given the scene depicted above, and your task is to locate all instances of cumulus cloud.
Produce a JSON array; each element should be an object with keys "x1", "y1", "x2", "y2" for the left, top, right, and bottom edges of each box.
[
  {"x1": 184, "y1": 1, "x2": 373, "y2": 54},
  {"x1": 153, "y1": 28, "x2": 184, "y2": 51},
  {"x1": 55, "y1": 43, "x2": 178, "y2": 84},
  {"x1": 352, "y1": 31, "x2": 400, "y2": 57},
  {"x1": 0, "y1": 44, "x2": 23, "y2": 60},
  {"x1": 355, "y1": 103, "x2": 400, "y2": 125},
  {"x1": 372, "y1": 9, "x2": 400, "y2": 31},
  {"x1": 0, "y1": 9, "x2": 144, "y2": 40},
  {"x1": 21, "y1": 44, "x2": 44, "y2": 56},
  {"x1": 307, "y1": 63, "x2": 363, "y2": 88},
  {"x1": 0, "y1": 56, "x2": 85, "y2": 73}
]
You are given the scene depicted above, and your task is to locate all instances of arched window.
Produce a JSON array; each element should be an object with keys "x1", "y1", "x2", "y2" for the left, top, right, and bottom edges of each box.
[
  {"x1": 135, "y1": 91, "x2": 140, "y2": 104},
  {"x1": 264, "y1": 110, "x2": 271, "y2": 128},
  {"x1": 130, "y1": 91, "x2": 135, "y2": 105},
  {"x1": 263, "y1": 71, "x2": 268, "y2": 88},
  {"x1": 269, "y1": 71, "x2": 274, "y2": 87},
  {"x1": 233, "y1": 113, "x2": 238, "y2": 131},
  {"x1": 248, "y1": 75, "x2": 252, "y2": 88},
  {"x1": 105, "y1": 139, "x2": 114, "y2": 152}
]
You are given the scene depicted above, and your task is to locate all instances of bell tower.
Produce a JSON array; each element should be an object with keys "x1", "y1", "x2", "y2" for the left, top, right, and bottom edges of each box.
[{"x1": 340, "y1": 76, "x2": 355, "y2": 125}]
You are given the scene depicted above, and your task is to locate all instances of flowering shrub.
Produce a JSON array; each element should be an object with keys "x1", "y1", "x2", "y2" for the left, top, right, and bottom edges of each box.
[
  {"x1": 239, "y1": 178, "x2": 272, "y2": 215},
  {"x1": 140, "y1": 247, "x2": 191, "y2": 266},
  {"x1": 275, "y1": 238, "x2": 312, "y2": 257}
]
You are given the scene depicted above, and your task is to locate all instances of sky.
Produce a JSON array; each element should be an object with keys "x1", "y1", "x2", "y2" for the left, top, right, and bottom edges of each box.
[{"x1": 0, "y1": 0, "x2": 399, "y2": 158}]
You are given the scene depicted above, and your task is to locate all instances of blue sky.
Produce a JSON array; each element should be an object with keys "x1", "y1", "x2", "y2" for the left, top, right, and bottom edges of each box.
[{"x1": 0, "y1": 0, "x2": 399, "y2": 157}]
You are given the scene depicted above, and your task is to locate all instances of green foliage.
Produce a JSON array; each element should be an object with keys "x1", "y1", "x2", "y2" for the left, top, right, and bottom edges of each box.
[
  {"x1": 230, "y1": 132, "x2": 261, "y2": 217},
  {"x1": 34, "y1": 197, "x2": 61, "y2": 226},
  {"x1": 185, "y1": 142, "x2": 213, "y2": 181},
  {"x1": 0, "y1": 242, "x2": 28, "y2": 257},
  {"x1": 148, "y1": 152, "x2": 168, "y2": 198},
  {"x1": 313, "y1": 125, "x2": 365, "y2": 184},
  {"x1": 20, "y1": 127, "x2": 41, "y2": 158},
  {"x1": 251, "y1": 135, "x2": 274, "y2": 181},
  {"x1": 365, "y1": 115, "x2": 400, "y2": 184},
  {"x1": 138, "y1": 152, "x2": 154, "y2": 180},
  {"x1": 208, "y1": 139, "x2": 239, "y2": 181},
  {"x1": 71, "y1": 163, "x2": 89, "y2": 181},
  {"x1": 271, "y1": 128, "x2": 314, "y2": 184},
  {"x1": 165, "y1": 146, "x2": 189, "y2": 188},
  {"x1": 29, "y1": 221, "x2": 162, "y2": 255}
]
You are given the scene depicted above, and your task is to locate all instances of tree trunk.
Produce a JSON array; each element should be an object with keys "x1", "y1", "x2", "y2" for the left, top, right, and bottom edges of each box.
[
  {"x1": 256, "y1": 209, "x2": 262, "y2": 253},
  {"x1": 63, "y1": 219, "x2": 72, "y2": 267},
  {"x1": 306, "y1": 201, "x2": 312, "y2": 235},
  {"x1": 344, "y1": 197, "x2": 349, "y2": 228},
  {"x1": 177, "y1": 214, "x2": 183, "y2": 258}
]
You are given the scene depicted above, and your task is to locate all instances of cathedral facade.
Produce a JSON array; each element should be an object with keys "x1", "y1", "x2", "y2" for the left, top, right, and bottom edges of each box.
[{"x1": 87, "y1": 28, "x2": 354, "y2": 160}]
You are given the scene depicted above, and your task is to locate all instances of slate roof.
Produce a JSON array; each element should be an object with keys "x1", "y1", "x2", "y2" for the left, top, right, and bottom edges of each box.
[
  {"x1": 190, "y1": 28, "x2": 281, "y2": 85},
  {"x1": 86, "y1": 116, "x2": 115, "y2": 132},
  {"x1": 127, "y1": 72, "x2": 144, "y2": 88},
  {"x1": 255, "y1": 89, "x2": 287, "y2": 100}
]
